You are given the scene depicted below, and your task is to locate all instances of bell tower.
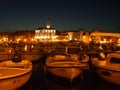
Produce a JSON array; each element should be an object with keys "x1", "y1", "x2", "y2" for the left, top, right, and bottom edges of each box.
[{"x1": 46, "y1": 17, "x2": 50, "y2": 29}]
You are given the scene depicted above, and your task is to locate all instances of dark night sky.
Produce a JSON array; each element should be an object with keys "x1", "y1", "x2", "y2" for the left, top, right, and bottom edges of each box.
[{"x1": 0, "y1": 0, "x2": 120, "y2": 32}]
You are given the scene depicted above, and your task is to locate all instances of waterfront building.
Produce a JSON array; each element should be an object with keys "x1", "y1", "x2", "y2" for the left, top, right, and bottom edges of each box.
[
  {"x1": 35, "y1": 18, "x2": 56, "y2": 42},
  {"x1": 68, "y1": 31, "x2": 84, "y2": 41},
  {"x1": 82, "y1": 32, "x2": 91, "y2": 43},
  {"x1": 9, "y1": 31, "x2": 35, "y2": 43},
  {"x1": 90, "y1": 30, "x2": 120, "y2": 43}
]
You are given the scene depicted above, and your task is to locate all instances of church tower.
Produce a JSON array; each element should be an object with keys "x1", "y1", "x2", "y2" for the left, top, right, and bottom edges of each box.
[
  {"x1": 35, "y1": 17, "x2": 56, "y2": 42},
  {"x1": 46, "y1": 17, "x2": 50, "y2": 29}
]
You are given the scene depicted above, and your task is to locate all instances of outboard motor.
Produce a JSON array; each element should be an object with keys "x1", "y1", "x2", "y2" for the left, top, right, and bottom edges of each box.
[
  {"x1": 12, "y1": 51, "x2": 22, "y2": 62},
  {"x1": 97, "y1": 52, "x2": 106, "y2": 60}
]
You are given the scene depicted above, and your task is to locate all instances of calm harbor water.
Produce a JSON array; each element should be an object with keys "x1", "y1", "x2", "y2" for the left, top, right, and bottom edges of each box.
[{"x1": 18, "y1": 59, "x2": 120, "y2": 90}]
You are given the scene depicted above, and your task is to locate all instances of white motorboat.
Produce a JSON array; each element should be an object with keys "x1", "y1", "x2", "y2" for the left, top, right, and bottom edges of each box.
[
  {"x1": 91, "y1": 52, "x2": 120, "y2": 86},
  {"x1": 45, "y1": 49, "x2": 89, "y2": 82},
  {"x1": 0, "y1": 60, "x2": 32, "y2": 90}
]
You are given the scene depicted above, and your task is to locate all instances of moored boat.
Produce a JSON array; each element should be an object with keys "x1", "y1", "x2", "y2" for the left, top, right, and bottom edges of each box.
[
  {"x1": 0, "y1": 46, "x2": 14, "y2": 61},
  {"x1": 20, "y1": 53, "x2": 42, "y2": 62},
  {"x1": 91, "y1": 52, "x2": 120, "y2": 86},
  {"x1": 17, "y1": 44, "x2": 43, "y2": 62},
  {"x1": 44, "y1": 48, "x2": 89, "y2": 82},
  {"x1": 0, "y1": 60, "x2": 32, "y2": 90}
]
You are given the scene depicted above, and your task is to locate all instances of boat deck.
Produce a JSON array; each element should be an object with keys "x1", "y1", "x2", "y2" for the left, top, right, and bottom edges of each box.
[{"x1": 0, "y1": 68, "x2": 28, "y2": 79}]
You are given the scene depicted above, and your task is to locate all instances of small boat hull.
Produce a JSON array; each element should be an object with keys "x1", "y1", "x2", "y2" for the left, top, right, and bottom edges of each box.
[
  {"x1": 0, "y1": 46, "x2": 14, "y2": 61},
  {"x1": 0, "y1": 60, "x2": 32, "y2": 90},
  {"x1": 45, "y1": 54, "x2": 89, "y2": 82},
  {"x1": 94, "y1": 67, "x2": 120, "y2": 86},
  {"x1": 0, "y1": 69, "x2": 32, "y2": 90},
  {"x1": 0, "y1": 54, "x2": 14, "y2": 61},
  {"x1": 91, "y1": 52, "x2": 120, "y2": 86},
  {"x1": 21, "y1": 54, "x2": 42, "y2": 62},
  {"x1": 46, "y1": 67, "x2": 82, "y2": 81}
]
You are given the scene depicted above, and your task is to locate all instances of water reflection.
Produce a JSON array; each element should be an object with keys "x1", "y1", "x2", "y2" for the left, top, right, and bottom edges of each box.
[
  {"x1": 18, "y1": 59, "x2": 120, "y2": 90},
  {"x1": 18, "y1": 61, "x2": 46, "y2": 90},
  {"x1": 45, "y1": 77, "x2": 83, "y2": 90}
]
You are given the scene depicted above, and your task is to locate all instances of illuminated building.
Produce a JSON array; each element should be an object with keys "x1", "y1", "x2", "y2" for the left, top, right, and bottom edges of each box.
[
  {"x1": 9, "y1": 31, "x2": 35, "y2": 43},
  {"x1": 82, "y1": 32, "x2": 91, "y2": 43},
  {"x1": 67, "y1": 31, "x2": 91, "y2": 43},
  {"x1": 67, "y1": 30, "x2": 85, "y2": 42},
  {"x1": 0, "y1": 32, "x2": 9, "y2": 43},
  {"x1": 35, "y1": 18, "x2": 56, "y2": 42},
  {"x1": 68, "y1": 32, "x2": 73, "y2": 41},
  {"x1": 90, "y1": 30, "x2": 120, "y2": 43},
  {"x1": 79, "y1": 30, "x2": 84, "y2": 41}
]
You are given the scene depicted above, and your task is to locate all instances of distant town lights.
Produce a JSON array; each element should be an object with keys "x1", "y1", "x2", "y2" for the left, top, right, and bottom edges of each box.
[{"x1": 24, "y1": 39, "x2": 27, "y2": 42}]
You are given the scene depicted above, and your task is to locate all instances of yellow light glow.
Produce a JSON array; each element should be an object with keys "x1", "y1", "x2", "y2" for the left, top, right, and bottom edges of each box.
[
  {"x1": 24, "y1": 39, "x2": 27, "y2": 42},
  {"x1": 17, "y1": 38, "x2": 21, "y2": 42},
  {"x1": 31, "y1": 38, "x2": 34, "y2": 41},
  {"x1": 24, "y1": 45, "x2": 27, "y2": 52}
]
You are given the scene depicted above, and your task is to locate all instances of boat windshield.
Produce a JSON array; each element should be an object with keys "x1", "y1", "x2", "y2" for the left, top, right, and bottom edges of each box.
[
  {"x1": 50, "y1": 49, "x2": 66, "y2": 56},
  {"x1": 110, "y1": 57, "x2": 120, "y2": 63},
  {"x1": 52, "y1": 59, "x2": 76, "y2": 62}
]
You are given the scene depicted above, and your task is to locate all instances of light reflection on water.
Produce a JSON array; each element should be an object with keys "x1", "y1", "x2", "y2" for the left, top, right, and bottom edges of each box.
[{"x1": 18, "y1": 60, "x2": 120, "y2": 90}]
